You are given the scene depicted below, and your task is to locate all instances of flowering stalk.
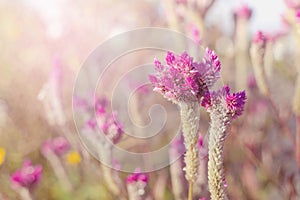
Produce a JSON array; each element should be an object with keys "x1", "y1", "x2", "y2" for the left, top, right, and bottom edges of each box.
[
  {"x1": 41, "y1": 137, "x2": 73, "y2": 192},
  {"x1": 234, "y1": 3, "x2": 252, "y2": 91},
  {"x1": 201, "y1": 86, "x2": 246, "y2": 200},
  {"x1": 37, "y1": 56, "x2": 76, "y2": 148},
  {"x1": 90, "y1": 99, "x2": 125, "y2": 197},
  {"x1": 250, "y1": 31, "x2": 269, "y2": 96},
  {"x1": 251, "y1": 31, "x2": 295, "y2": 143},
  {"x1": 149, "y1": 49, "x2": 221, "y2": 199}
]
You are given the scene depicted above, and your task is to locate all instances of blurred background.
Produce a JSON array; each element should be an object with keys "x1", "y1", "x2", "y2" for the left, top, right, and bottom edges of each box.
[{"x1": 1, "y1": 0, "x2": 300, "y2": 199}]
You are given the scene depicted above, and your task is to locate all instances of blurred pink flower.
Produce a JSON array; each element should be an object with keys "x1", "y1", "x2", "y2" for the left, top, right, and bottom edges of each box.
[
  {"x1": 252, "y1": 31, "x2": 267, "y2": 48},
  {"x1": 296, "y1": 9, "x2": 300, "y2": 22},
  {"x1": 38, "y1": 56, "x2": 65, "y2": 126},
  {"x1": 247, "y1": 74, "x2": 257, "y2": 89},
  {"x1": 41, "y1": 136, "x2": 70, "y2": 156},
  {"x1": 95, "y1": 98, "x2": 123, "y2": 144},
  {"x1": 11, "y1": 160, "x2": 43, "y2": 189},
  {"x1": 187, "y1": 24, "x2": 202, "y2": 44},
  {"x1": 284, "y1": 0, "x2": 300, "y2": 9}
]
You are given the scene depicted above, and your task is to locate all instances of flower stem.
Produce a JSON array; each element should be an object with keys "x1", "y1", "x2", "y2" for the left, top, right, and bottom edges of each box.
[
  {"x1": 45, "y1": 150, "x2": 73, "y2": 192},
  {"x1": 18, "y1": 188, "x2": 33, "y2": 200},
  {"x1": 179, "y1": 102, "x2": 199, "y2": 184},
  {"x1": 188, "y1": 181, "x2": 193, "y2": 200},
  {"x1": 207, "y1": 110, "x2": 228, "y2": 200}
]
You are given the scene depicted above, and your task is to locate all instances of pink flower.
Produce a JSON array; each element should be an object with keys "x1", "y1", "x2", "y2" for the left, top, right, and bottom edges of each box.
[
  {"x1": 253, "y1": 31, "x2": 267, "y2": 47},
  {"x1": 234, "y1": 3, "x2": 252, "y2": 19},
  {"x1": 126, "y1": 171, "x2": 148, "y2": 184},
  {"x1": 149, "y1": 49, "x2": 221, "y2": 103},
  {"x1": 41, "y1": 136, "x2": 70, "y2": 156},
  {"x1": 201, "y1": 85, "x2": 246, "y2": 119},
  {"x1": 296, "y1": 9, "x2": 300, "y2": 22},
  {"x1": 187, "y1": 24, "x2": 202, "y2": 44},
  {"x1": 11, "y1": 160, "x2": 43, "y2": 188}
]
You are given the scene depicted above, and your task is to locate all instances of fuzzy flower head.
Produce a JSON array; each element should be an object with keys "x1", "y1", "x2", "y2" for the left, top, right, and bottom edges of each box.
[
  {"x1": 201, "y1": 85, "x2": 246, "y2": 119},
  {"x1": 149, "y1": 49, "x2": 221, "y2": 104},
  {"x1": 11, "y1": 160, "x2": 43, "y2": 189},
  {"x1": 41, "y1": 136, "x2": 70, "y2": 156}
]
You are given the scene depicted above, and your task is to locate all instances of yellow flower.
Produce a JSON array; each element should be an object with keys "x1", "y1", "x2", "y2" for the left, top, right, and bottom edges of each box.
[
  {"x1": 66, "y1": 151, "x2": 81, "y2": 165},
  {"x1": 0, "y1": 147, "x2": 6, "y2": 166}
]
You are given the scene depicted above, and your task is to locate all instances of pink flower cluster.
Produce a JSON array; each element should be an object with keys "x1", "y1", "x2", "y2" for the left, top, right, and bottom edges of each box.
[
  {"x1": 41, "y1": 136, "x2": 70, "y2": 156},
  {"x1": 149, "y1": 48, "x2": 221, "y2": 103},
  {"x1": 126, "y1": 172, "x2": 148, "y2": 184},
  {"x1": 201, "y1": 85, "x2": 246, "y2": 119},
  {"x1": 11, "y1": 160, "x2": 43, "y2": 188}
]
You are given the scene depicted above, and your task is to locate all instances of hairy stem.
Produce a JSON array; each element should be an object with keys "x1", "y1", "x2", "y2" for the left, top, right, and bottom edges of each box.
[
  {"x1": 207, "y1": 108, "x2": 229, "y2": 200},
  {"x1": 180, "y1": 102, "x2": 200, "y2": 182},
  {"x1": 179, "y1": 102, "x2": 200, "y2": 198}
]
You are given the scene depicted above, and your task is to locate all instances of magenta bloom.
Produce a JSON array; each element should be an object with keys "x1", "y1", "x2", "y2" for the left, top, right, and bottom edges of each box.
[
  {"x1": 11, "y1": 160, "x2": 43, "y2": 188},
  {"x1": 201, "y1": 85, "x2": 246, "y2": 119},
  {"x1": 253, "y1": 31, "x2": 267, "y2": 47},
  {"x1": 41, "y1": 136, "x2": 70, "y2": 156},
  {"x1": 234, "y1": 3, "x2": 252, "y2": 19},
  {"x1": 126, "y1": 172, "x2": 148, "y2": 184},
  {"x1": 149, "y1": 49, "x2": 221, "y2": 103}
]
